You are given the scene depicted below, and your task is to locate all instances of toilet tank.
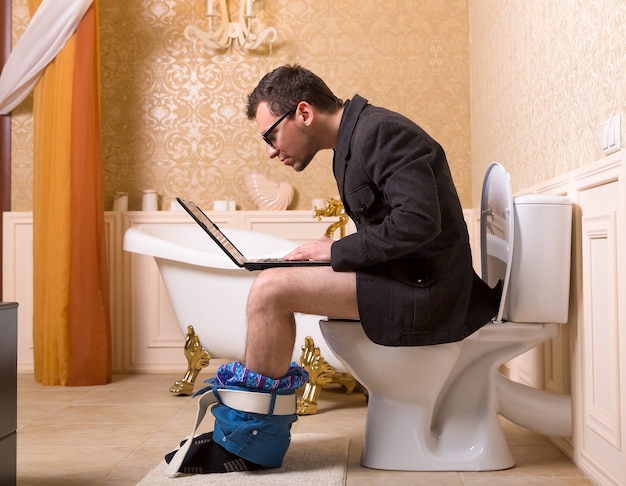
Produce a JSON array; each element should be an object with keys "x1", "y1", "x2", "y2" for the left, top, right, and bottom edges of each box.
[{"x1": 507, "y1": 194, "x2": 572, "y2": 323}]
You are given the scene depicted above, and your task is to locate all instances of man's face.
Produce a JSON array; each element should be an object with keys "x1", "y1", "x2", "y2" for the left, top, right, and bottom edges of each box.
[{"x1": 255, "y1": 101, "x2": 317, "y2": 172}]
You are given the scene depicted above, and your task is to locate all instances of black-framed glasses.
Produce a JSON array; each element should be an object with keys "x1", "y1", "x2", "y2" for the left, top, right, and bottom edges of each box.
[{"x1": 262, "y1": 106, "x2": 297, "y2": 148}]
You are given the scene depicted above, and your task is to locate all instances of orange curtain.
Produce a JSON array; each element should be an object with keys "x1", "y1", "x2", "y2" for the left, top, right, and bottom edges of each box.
[{"x1": 31, "y1": 0, "x2": 111, "y2": 386}]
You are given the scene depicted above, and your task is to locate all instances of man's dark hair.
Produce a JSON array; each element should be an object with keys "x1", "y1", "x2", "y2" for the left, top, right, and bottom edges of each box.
[{"x1": 246, "y1": 64, "x2": 343, "y2": 119}]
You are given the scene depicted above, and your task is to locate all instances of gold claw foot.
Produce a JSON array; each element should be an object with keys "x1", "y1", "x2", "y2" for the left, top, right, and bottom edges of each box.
[
  {"x1": 169, "y1": 325, "x2": 211, "y2": 396},
  {"x1": 332, "y1": 372, "x2": 358, "y2": 395},
  {"x1": 297, "y1": 335, "x2": 359, "y2": 415},
  {"x1": 169, "y1": 379, "x2": 194, "y2": 396},
  {"x1": 298, "y1": 336, "x2": 336, "y2": 415}
]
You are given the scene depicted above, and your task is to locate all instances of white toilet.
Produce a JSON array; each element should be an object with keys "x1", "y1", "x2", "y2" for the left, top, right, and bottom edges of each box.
[{"x1": 320, "y1": 162, "x2": 573, "y2": 471}]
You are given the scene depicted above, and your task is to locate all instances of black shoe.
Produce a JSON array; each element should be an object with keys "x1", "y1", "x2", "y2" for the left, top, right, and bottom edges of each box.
[{"x1": 165, "y1": 432, "x2": 264, "y2": 474}]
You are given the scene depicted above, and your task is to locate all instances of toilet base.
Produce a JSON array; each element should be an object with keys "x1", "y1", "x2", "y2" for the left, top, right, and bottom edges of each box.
[
  {"x1": 320, "y1": 319, "x2": 562, "y2": 471},
  {"x1": 361, "y1": 388, "x2": 515, "y2": 471}
]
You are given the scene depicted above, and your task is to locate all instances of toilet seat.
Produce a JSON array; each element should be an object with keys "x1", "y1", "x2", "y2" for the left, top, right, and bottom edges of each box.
[{"x1": 480, "y1": 162, "x2": 515, "y2": 323}]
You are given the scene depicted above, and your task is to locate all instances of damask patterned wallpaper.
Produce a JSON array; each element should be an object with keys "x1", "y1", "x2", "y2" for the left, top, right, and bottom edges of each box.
[
  {"x1": 470, "y1": 0, "x2": 626, "y2": 203},
  {"x1": 11, "y1": 1, "x2": 623, "y2": 211},
  {"x1": 10, "y1": 0, "x2": 472, "y2": 210},
  {"x1": 8, "y1": 0, "x2": 33, "y2": 209}
]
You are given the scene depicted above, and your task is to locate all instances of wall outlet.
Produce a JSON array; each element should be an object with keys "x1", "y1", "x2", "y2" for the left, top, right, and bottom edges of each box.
[{"x1": 601, "y1": 114, "x2": 621, "y2": 156}]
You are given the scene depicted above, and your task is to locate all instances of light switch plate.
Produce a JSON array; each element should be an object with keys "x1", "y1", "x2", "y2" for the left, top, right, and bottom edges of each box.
[{"x1": 602, "y1": 114, "x2": 621, "y2": 156}]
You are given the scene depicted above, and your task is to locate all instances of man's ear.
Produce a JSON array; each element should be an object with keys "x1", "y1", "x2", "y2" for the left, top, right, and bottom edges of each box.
[{"x1": 296, "y1": 101, "x2": 314, "y2": 126}]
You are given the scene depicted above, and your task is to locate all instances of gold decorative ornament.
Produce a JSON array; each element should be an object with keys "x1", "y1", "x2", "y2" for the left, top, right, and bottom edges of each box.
[
  {"x1": 169, "y1": 325, "x2": 211, "y2": 396},
  {"x1": 313, "y1": 197, "x2": 349, "y2": 239},
  {"x1": 297, "y1": 336, "x2": 358, "y2": 415},
  {"x1": 185, "y1": 0, "x2": 277, "y2": 52}
]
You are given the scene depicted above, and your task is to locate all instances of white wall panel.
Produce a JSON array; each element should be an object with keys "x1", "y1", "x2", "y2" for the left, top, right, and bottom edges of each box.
[{"x1": 581, "y1": 212, "x2": 621, "y2": 449}]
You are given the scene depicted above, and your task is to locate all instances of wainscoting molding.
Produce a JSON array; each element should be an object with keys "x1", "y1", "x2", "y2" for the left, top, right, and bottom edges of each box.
[
  {"x1": 570, "y1": 153, "x2": 626, "y2": 485},
  {"x1": 510, "y1": 151, "x2": 626, "y2": 485}
]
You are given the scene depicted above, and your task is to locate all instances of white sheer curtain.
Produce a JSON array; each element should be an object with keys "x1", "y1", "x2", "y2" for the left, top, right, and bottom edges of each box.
[{"x1": 0, "y1": 0, "x2": 92, "y2": 115}]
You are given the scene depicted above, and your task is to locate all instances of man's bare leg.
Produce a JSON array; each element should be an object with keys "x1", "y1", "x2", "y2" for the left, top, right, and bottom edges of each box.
[
  {"x1": 245, "y1": 266, "x2": 359, "y2": 379},
  {"x1": 165, "y1": 266, "x2": 357, "y2": 474}
]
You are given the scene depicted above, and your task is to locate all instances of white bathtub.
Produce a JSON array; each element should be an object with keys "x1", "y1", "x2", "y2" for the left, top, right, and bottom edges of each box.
[{"x1": 123, "y1": 223, "x2": 345, "y2": 371}]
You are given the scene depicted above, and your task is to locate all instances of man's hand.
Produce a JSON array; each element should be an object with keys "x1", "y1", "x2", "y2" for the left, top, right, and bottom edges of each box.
[{"x1": 283, "y1": 236, "x2": 333, "y2": 262}]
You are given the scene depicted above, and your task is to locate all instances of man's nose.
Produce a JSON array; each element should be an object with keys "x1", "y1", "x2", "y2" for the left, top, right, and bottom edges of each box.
[{"x1": 267, "y1": 145, "x2": 279, "y2": 158}]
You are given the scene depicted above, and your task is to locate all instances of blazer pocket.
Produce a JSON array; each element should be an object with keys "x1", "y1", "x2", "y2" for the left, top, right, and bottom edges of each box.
[
  {"x1": 387, "y1": 282, "x2": 429, "y2": 336},
  {"x1": 345, "y1": 184, "x2": 376, "y2": 214},
  {"x1": 386, "y1": 260, "x2": 446, "y2": 337},
  {"x1": 386, "y1": 259, "x2": 443, "y2": 287}
]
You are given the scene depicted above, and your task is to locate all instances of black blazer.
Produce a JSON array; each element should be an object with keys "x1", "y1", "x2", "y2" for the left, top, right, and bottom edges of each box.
[{"x1": 331, "y1": 95, "x2": 500, "y2": 346}]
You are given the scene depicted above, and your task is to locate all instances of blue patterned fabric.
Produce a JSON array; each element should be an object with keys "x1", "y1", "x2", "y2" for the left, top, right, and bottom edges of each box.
[{"x1": 194, "y1": 361, "x2": 308, "y2": 396}]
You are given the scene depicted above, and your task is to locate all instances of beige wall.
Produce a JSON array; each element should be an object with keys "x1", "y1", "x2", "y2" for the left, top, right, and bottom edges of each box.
[
  {"x1": 11, "y1": 1, "x2": 624, "y2": 211},
  {"x1": 10, "y1": 0, "x2": 471, "y2": 210},
  {"x1": 470, "y1": 0, "x2": 626, "y2": 204}
]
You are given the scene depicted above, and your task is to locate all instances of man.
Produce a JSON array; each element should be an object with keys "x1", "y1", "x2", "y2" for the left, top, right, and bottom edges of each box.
[{"x1": 165, "y1": 65, "x2": 501, "y2": 476}]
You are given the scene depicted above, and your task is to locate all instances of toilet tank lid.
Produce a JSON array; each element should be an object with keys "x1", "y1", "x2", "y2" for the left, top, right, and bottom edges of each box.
[{"x1": 514, "y1": 194, "x2": 571, "y2": 205}]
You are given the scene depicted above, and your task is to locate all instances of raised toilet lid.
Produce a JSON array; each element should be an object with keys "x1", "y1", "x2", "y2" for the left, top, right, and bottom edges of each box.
[{"x1": 480, "y1": 162, "x2": 514, "y2": 323}]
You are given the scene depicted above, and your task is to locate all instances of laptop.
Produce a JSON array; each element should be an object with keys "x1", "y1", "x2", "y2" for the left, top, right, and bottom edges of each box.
[{"x1": 176, "y1": 197, "x2": 331, "y2": 271}]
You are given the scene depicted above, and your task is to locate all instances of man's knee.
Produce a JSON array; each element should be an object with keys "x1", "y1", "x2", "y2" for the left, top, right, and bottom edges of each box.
[{"x1": 248, "y1": 269, "x2": 290, "y2": 308}]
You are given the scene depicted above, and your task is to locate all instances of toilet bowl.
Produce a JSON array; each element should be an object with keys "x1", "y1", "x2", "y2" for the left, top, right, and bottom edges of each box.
[{"x1": 319, "y1": 162, "x2": 573, "y2": 471}]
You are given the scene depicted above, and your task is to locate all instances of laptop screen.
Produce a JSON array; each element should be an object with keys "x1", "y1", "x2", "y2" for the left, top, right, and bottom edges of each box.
[{"x1": 177, "y1": 198, "x2": 247, "y2": 267}]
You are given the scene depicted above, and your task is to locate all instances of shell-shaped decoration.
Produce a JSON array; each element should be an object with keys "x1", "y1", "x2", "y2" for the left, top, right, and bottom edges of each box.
[{"x1": 244, "y1": 173, "x2": 294, "y2": 211}]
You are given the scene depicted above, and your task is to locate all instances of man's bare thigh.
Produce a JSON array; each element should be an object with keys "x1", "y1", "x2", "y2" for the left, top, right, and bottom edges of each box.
[{"x1": 252, "y1": 266, "x2": 359, "y2": 319}]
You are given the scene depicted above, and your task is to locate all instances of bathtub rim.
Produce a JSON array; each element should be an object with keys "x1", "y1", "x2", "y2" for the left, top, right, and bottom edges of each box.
[{"x1": 123, "y1": 223, "x2": 298, "y2": 269}]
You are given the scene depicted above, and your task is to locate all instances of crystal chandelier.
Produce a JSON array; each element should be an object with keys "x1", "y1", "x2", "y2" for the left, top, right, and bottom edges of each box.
[{"x1": 185, "y1": 0, "x2": 277, "y2": 51}]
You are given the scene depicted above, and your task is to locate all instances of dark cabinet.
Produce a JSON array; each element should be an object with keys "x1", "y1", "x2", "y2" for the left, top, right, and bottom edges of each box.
[{"x1": 0, "y1": 302, "x2": 18, "y2": 485}]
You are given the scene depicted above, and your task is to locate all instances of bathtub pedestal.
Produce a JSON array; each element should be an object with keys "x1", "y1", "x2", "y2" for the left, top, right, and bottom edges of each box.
[
  {"x1": 169, "y1": 326, "x2": 211, "y2": 396},
  {"x1": 297, "y1": 336, "x2": 359, "y2": 415}
]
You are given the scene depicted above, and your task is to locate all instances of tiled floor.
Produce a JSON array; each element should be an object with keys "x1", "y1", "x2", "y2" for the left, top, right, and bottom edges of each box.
[{"x1": 17, "y1": 362, "x2": 592, "y2": 485}]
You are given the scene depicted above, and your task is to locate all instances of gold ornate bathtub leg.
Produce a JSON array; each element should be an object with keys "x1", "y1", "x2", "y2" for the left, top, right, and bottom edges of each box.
[
  {"x1": 169, "y1": 325, "x2": 211, "y2": 396},
  {"x1": 297, "y1": 336, "x2": 358, "y2": 415}
]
